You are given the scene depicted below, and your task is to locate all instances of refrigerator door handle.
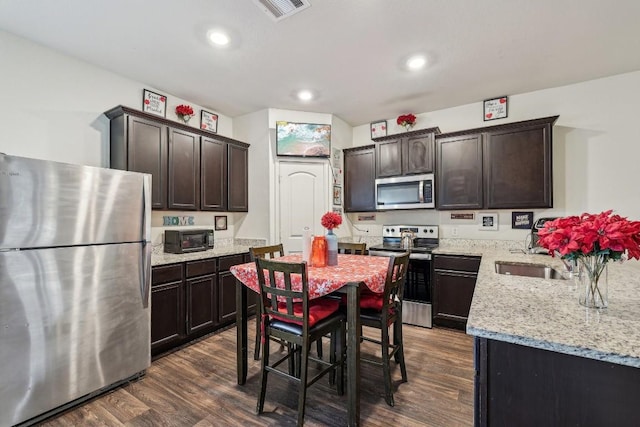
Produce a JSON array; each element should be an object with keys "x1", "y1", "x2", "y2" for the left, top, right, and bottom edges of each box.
[
  {"x1": 140, "y1": 242, "x2": 151, "y2": 308},
  {"x1": 141, "y1": 174, "x2": 152, "y2": 243}
]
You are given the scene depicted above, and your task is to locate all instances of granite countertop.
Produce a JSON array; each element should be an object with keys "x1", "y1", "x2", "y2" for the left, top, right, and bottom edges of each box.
[
  {"x1": 151, "y1": 245, "x2": 252, "y2": 266},
  {"x1": 437, "y1": 242, "x2": 640, "y2": 368}
]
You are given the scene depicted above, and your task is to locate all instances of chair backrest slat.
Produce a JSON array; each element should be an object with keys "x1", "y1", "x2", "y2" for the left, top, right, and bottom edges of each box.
[
  {"x1": 384, "y1": 252, "x2": 410, "y2": 303},
  {"x1": 250, "y1": 244, "x2": 285, "y2": 260},
  {"x1": 337, "y1": 242, "x2": 367, "y2": 255},
  {"x1": 255, "y1": 257, "x2": 309, "y2": 328}
]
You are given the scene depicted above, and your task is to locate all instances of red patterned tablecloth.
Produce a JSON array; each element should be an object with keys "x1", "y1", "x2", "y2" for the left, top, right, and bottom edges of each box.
[{"x1": 230, "y1": 254, "x2": 389, "y2": 299}]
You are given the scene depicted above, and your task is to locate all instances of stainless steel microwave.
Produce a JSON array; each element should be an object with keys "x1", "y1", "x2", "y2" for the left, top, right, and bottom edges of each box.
[
  {"x1": 375, "y1": 173, "x2": 435, "y2": 210},
  {"x1": 164, "y1": 229, "x2": 214, "y2": 253}
]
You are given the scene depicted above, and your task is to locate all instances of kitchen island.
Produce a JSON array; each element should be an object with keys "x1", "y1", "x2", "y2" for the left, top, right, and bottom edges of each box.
[{"x1": 451, "y1": 243, "x2": 640, "y2": 426}]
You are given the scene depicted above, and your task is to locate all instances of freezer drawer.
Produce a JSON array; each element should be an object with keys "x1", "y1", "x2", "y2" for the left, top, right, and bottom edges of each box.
[{"x1": 0, "y1": 243, "x2": 150, "y2": 426}]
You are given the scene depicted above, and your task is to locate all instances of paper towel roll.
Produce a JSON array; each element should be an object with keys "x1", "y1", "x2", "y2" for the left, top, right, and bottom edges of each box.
[{"x1": 302, "y1": 226, "x2": 312, "y2": 263}]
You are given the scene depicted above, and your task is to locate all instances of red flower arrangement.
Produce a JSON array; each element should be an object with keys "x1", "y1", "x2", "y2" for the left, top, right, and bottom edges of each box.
[
  {"x1": 397, "y1": 113, "x2": 417, "y2": 130},
  {"x1": 176, "y1": 104, "x2": 194, "y2": 116},
  {"x1": 175, "y1": 104, "x2": 194, "y2": 123},
  {"x1": 538, "y1": 210, "x2": 640, "y2": 308},
  {"x1": 321, "y1": 211, "x2": 342, "y2": 230},
  {"x1": 538, "y1": 210, "x2": 640, "y2": 261}
]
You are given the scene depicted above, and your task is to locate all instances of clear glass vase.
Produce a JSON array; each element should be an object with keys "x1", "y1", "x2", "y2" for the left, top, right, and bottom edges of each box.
[{"x1": 578, "y1": 256, "x2": 608, "y2": 309}]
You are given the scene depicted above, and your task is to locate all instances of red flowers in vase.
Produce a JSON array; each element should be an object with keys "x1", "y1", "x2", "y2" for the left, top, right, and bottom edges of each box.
[
  {"x1": 321, "y1": 211, "x2": 342, "y2": 230},
  {"x1": 175, "y1": 104, "x2": 194, "y2": 123},
  {"x1": 537, "y1": 210, "x2": 640, "y2": 262},
  {"x1": 397, "y1": 113, "x2": 417, "y2": 130}
]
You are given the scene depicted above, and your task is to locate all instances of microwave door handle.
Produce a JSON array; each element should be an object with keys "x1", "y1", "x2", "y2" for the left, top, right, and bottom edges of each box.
[{"x1": 418, "y1": 180, "x2": 424, "y2": 202}]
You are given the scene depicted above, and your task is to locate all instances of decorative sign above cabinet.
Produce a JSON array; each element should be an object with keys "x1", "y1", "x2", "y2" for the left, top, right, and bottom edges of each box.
[
  {"x1": 142, "y1": 89, "x2": 167, "y2": 118},
  {"x1": 483, "y1": 96, "x2": 508, "y2": 121}
]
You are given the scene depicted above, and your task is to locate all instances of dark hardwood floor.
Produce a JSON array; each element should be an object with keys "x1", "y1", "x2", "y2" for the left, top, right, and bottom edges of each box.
[{"x1": 41, "y1": 320, "x2": 474, "y2": 426}]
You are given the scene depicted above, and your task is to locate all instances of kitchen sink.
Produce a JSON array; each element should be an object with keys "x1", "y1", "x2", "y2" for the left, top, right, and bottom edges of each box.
[{"x1": 495, "y1": 261, "x2": 568, "y2": 280}]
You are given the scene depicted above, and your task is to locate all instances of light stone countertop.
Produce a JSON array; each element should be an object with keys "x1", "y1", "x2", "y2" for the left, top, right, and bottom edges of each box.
[
  {"x1": 151, "y1": 245, "x2": 252, "y2": 266},
  {"x1": 434, "y1": 242, "x2": 640, "y2": 368}
]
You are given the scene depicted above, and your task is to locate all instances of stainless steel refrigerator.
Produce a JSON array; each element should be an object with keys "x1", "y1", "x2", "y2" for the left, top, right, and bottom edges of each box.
[{"x1": 0, "y1": 154, "x2": 152, "y2": 426}]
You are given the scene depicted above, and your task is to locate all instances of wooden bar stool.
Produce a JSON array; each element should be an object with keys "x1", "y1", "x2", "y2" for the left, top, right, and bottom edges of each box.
[{"x1": 255, "y1": 258, "x2": 346, "y2": 427}]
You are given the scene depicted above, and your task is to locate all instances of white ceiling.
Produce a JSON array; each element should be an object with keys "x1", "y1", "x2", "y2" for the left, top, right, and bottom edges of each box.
[{"x1": 1, "y1": 0, "x2": 640, "y2": 126}]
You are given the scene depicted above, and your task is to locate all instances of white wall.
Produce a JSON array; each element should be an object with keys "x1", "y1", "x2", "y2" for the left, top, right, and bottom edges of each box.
[
  {"x1": 4, "y1": 29, "x2": 640, "y2": 244},
  {"x1": 352, "y1": 71, "x2": 640, "y2": 242},
  {"x1": 0, "y1": 30, "x2": 238, "y2": 239},
  {"x1": 233, "y1": 109, "x2": 271, "y2": 241}
]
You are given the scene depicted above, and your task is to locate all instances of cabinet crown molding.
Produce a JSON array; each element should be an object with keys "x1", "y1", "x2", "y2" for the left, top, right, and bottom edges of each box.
[
  {"x1": 372, "y1": 126, "x2": 441, "y2": 142},
  {"x1": 436, "y1": 116, "x2": 559, "y2": 139},
  {"x1": 104, "y1": 105, "x2": 250, "y2": 148}
]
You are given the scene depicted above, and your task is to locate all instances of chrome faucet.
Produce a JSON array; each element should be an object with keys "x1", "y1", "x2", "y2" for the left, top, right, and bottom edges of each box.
[{"x1": 554, "y1": 250, "x2": 576, "y2": 273}]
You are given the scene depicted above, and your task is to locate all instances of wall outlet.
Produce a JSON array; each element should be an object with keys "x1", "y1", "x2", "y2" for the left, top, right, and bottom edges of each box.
[{"x1": 452, "y1": 227, "x2": 459, "y2": 236}]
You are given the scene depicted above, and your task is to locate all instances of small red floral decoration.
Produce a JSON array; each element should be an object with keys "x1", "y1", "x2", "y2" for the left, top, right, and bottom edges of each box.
[
  {"x1": 321, "y1": 211, "x2": 342, "y2": 230},
  {"x1": 175, "y1": 104, "x2": 194, "y2": 117},
  {"x1": 396, "y1": 113, "x2": 417, "y2": 129},
  {"x1": 537, "y1": 210, "x2": 640, "y2": 261}
]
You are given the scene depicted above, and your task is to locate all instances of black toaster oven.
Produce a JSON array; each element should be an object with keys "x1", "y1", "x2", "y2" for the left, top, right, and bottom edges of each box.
[{"x1": 164, "y1": 229, "x2": 214, "y2": 254}]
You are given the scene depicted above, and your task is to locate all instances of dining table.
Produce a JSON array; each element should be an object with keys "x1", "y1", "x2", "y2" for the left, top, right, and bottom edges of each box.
[{"x1": 231, "y1": 253, "x2": 390, "y2": 427}]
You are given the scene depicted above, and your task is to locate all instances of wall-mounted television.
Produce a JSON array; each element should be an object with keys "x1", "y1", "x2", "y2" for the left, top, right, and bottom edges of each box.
[{"x1": 276, "y1": 121, "x2": 331, "y2": 158}]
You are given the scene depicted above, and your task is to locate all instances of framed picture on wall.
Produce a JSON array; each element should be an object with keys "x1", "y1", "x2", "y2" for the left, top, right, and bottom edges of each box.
[
  {"x1": 511, "y1": 211, "x2": 533, "y2": 229},
  {"x1": 333, "y1": 185, "x2": 342, "y2": 206},
  {"x1": 200, "y1": 110, "x2": 218, "y2": 133},
  {"x1": 478, "y1": 212, "x2": 498, "y2": 231},
  {"x1": 142, "y1": 89, "x2": 167, "y2": 117},
  {"x1": 215, "y1": 215, "x2": 227, "y2": 231},
  {"x1": 483, "y1": 96, "x2": 508, "y2": 121},
  {"x1": 370, "y1": 120, "x2": 387, "y2": 139}
]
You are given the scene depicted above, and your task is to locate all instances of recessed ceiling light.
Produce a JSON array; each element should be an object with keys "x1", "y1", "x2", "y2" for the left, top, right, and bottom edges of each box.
[
  {"x1": 208, "y1": 30, "x2": 230, "y2": 46},
  {"x1": 406, "y1": 55, "x2": 427, "y2": 70},
  {"x1": 297, "y1": 90, "x2": 314, "y2": 101}
]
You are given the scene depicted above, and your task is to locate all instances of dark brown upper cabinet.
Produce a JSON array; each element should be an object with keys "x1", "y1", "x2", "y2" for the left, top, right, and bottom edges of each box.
[
  {"x1": 109, "y1": 113, "x2": 168, "y2": 209},
  {"x1": 344, "y1": 145, "x2": 376, "y2": 212},
  {"x1": 105, "y1": 106, "x2": 250, "y2": 212},
  {"x1": 436, "y1": 133, "x2": 484, "y2": 210},
  {"x1": 168, "y1": 127, "x2": 200, "y2": 210},
  {"x1": 200, "y1": 137, "x2": 228, "y2": 211},
  {"x1": 227, "y1": 143, "x2": 248, "y2": 212},
  {"x1": 483, "y1": 118, "x2": 554, "y2": 209},
  {"x1": 435, "y1": 116, "x2": 558, "y2": 210},
  {"x1": 373, "y1": 127, "x2": 440, "y2": 178}
]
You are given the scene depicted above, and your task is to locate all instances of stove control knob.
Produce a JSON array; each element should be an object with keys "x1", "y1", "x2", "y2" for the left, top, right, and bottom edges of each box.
[{"x1": 428, "y1": 229, "x2": 434, "y2": 233}]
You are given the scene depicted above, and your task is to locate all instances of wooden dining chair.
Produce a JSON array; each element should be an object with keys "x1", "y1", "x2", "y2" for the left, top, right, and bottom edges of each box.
[
  {"x1": 250, "y1": 244, "x2": 285, "y2": 360},
  {"x1": 337, "y1": 241, "x2": 367, "y2": 255},
  {"x1": 359, "y1": 252, "x2": 410, "y2": 406},
  {"x1": 255, "y1": 257, "x2": 346, "y2": 427}
]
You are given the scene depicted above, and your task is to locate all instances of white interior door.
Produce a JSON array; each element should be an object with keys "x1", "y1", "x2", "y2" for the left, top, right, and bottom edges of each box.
[{"x1": 278, "y1": 161, "x2": 328, "y2": 254}]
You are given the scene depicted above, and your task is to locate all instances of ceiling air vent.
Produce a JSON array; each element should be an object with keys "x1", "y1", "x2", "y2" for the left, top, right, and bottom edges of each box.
[{"x1": 252, "y1": 0, "x2": 311, "y2": 22}]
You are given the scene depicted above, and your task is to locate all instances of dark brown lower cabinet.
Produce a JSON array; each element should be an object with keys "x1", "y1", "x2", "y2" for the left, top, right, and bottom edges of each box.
[
  {"x1": 219, "y1": 253, "x2": 257, "y2": 324},
  {"x1": 150, "y1": 264, "x2": 185, "y2": 355},
  {"x1": 475, "y1": 337, "x2": 640, "y2": 427},
  {"x1": 186, "y1": 274, "x2": 217, "y2": 334},
  {"x1": 151, "y1": 252, "x2": 249, "y2": 357},
  {"x1": 432, "y1": 254, "x2": 481, "y2": 330}
]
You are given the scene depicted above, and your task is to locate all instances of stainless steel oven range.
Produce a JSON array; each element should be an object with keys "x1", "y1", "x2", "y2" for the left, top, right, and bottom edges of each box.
[{"x1": 368, "y1": 224, "x2": 438, "y2": 328}]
